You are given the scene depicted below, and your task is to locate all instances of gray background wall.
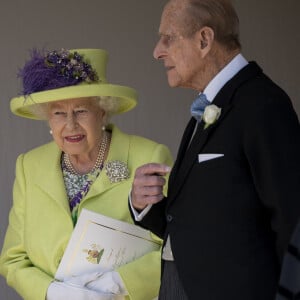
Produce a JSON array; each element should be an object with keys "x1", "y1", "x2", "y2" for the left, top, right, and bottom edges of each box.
[{"x1": 0, "y1": 1, "x2": 299, "y2": 299}]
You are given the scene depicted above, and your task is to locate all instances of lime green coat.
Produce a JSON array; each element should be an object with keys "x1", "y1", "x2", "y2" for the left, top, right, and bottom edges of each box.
[{"x1": 0, "y1": 125, "x2": 173, "y2": 300}]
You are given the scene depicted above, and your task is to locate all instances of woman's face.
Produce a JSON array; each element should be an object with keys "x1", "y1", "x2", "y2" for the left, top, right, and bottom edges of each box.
[{"x1": 48, "y1": 97, "x2": 105, "y2": 156}]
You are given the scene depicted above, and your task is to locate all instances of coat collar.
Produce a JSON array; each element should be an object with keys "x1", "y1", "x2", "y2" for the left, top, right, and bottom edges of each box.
[
  {"x1": 84, "y1": 124, "x2": 130, "y2": 201},
  {"x1": 33, "y1": 124, "x2": 130, "y2": 213},
  {"x1": 167, "y1": 62, "x2": 263, "y2": 202}
]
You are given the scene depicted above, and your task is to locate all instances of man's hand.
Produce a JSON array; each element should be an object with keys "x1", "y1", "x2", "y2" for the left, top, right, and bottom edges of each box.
[{"x1": 131, "y1": 163, "x2": 171, "y2": 210}]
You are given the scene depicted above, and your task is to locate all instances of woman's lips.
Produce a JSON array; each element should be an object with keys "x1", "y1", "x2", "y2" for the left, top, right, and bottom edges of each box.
[{"x1": 65, "y1": 135, "x2": 85, "y2": 143}]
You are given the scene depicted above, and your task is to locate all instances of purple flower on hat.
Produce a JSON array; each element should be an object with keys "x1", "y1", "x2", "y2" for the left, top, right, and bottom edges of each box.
[{"x1": 19, "y1": 48, "x2": 99, "y2": 95}]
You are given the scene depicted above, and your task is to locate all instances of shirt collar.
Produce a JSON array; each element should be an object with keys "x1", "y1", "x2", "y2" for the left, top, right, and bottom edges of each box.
[{"x1": 202, "y1": 53, "x2": 248, "y2": 102}]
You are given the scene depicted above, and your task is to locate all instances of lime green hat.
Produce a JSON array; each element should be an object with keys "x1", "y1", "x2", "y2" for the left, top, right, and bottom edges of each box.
[{"x1": 10, "y1": 48, "x2": 137, "y2": 120}]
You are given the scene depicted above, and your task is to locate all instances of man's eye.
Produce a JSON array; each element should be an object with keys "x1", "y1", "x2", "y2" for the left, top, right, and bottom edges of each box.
[{"x1": 161, "y1": 35, "x2": 176, "y2": 45}]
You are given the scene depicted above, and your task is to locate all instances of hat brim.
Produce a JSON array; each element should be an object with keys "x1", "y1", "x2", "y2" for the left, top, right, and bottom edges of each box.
[{"x1": 10, "y1": 82, "x2": 137, "y2": 120}]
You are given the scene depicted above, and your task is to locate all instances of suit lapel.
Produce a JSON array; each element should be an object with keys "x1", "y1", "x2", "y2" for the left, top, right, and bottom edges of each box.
[
  {"x1": 168, "y1": 117, "x2": 196, "y2": 188},
  {"x1": 167, "y1": 104, "x2": 233, "y2": 203},
  {"x1": 167, "y1": 62, "x2": 263, "y2": 203}
]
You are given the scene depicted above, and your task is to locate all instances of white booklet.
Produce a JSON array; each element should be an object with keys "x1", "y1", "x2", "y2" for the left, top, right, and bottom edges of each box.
[{"x1": 55, "y1": 209, "x2": 160, "y2": 281}]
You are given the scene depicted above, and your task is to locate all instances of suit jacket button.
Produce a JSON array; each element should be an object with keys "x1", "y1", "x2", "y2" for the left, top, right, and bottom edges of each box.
[{"x1": 166, "y1": 214, "x2": 173, "y2": 222}]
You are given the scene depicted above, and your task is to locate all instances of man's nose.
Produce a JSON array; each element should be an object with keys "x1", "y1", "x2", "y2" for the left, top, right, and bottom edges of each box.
[{"x1": 153, "y1": 39, "x2": 166, "y2": 60}]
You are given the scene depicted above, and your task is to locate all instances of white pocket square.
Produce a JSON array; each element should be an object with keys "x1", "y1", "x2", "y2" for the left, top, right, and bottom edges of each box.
[{"x1": 198, "y1": 153, "x2": 224, "y2": 163}]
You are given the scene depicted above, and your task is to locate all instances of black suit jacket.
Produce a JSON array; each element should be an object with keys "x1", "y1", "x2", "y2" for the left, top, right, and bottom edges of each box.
[
  {"x1": 138, "y1": 62, "x2": 300, "y2": 299},
  {"x1": 276, "y1": 219, "x2": 300, "y2": 299}
]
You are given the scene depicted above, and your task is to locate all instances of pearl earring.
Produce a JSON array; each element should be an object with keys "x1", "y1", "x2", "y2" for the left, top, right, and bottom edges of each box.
[
  {"x1": 102, "y1": 126, "x2": 106, "y2": 131},
  {"x1": 49, "y1": 130, "x2": 53, "y2": 135}
]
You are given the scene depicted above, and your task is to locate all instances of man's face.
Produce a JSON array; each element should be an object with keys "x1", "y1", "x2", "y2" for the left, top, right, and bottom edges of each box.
[{"x1": 153, "y1": 0, "x2": 204, "y2": 89}]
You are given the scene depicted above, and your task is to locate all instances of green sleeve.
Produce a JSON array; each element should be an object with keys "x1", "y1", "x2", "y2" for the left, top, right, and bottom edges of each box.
[{"x1": 0, "y1": 155, "x2": 52, "y2": 300}]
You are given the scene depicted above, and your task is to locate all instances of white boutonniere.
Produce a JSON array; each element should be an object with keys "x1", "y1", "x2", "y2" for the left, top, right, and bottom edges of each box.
[{"x1": 203, "y1": 104, "x2": 222, "y2": 129}]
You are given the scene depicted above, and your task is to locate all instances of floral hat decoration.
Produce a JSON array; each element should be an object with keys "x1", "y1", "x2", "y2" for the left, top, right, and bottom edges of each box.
[{"x1": 10, "y1": 48, "x2": 137, "y2": 120}]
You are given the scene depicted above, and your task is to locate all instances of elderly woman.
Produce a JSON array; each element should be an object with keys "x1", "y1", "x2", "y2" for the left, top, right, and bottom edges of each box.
[{"x1": 0, "y1": 48, "x2": 173, "y2": 300}]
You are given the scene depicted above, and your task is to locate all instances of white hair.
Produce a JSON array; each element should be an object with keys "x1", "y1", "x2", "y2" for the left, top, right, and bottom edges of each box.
[{"x1": 28, "y1": 96, "x2": 120, "y2": 122}]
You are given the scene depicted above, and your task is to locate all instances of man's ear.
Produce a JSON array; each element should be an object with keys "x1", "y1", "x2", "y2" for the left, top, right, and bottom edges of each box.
[{"x1": 196, "y1": 26, "x2": 214, "y2": 56}]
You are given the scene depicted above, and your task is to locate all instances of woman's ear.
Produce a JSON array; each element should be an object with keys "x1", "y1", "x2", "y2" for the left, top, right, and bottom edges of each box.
[{"x1": 99, "y1": 108, "x2": 108, "y2": 127}]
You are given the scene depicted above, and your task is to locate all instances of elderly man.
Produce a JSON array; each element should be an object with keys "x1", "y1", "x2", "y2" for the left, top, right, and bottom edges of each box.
[{"x1": 130, "y1": 0, "x2": 300, "y2": 299}]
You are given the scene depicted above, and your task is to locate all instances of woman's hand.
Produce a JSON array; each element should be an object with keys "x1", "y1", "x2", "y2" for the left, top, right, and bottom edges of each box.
[
  {"x1": 66, "y1": 270, "x2": 127, "y2": 295},
  {"x1": 47, "y1": 281, "x2": 122, "y2": 300},
  {"x1": 47, "y1": 271, "x2": 127, "y2": 300}
]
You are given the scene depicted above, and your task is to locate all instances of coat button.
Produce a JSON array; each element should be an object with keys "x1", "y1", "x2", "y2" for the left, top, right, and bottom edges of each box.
[{"x1": 166, "y1": 214, "x2": 173, "y2": 222}]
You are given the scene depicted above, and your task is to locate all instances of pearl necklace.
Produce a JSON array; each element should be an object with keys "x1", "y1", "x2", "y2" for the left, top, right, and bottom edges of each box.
[{"x1": 63, "y1": 132, "x2": 109, "y2": 175}]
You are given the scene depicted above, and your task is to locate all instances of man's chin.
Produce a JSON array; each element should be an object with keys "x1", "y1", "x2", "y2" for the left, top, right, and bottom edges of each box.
[{"x1": 167, "y1": 78, "x2": 180, "y2": 88}]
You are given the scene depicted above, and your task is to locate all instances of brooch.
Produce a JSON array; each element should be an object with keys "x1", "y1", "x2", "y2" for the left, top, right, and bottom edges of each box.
[{"x1": 105, "y1": 160, "x2": 130, "y2": 183}]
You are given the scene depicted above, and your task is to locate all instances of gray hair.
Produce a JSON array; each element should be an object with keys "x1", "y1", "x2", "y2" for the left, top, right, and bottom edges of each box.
[
  {"x1": 181, "y1": 0, "x2": 241, "y2": 51},
  {"x1": 27, "y1": 96, "x2": 120, "y2": 122}
]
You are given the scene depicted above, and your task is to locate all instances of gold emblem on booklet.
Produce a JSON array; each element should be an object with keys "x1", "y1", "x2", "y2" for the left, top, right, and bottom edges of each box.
[{"x1": 83, "y1": 244, "x2": 104, "y2": 264}]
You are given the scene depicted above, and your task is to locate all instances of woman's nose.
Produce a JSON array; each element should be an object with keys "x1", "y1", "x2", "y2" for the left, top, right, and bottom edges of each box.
[{"x1": 66, "y1": 113, "x2": 77, "y2": 129}]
